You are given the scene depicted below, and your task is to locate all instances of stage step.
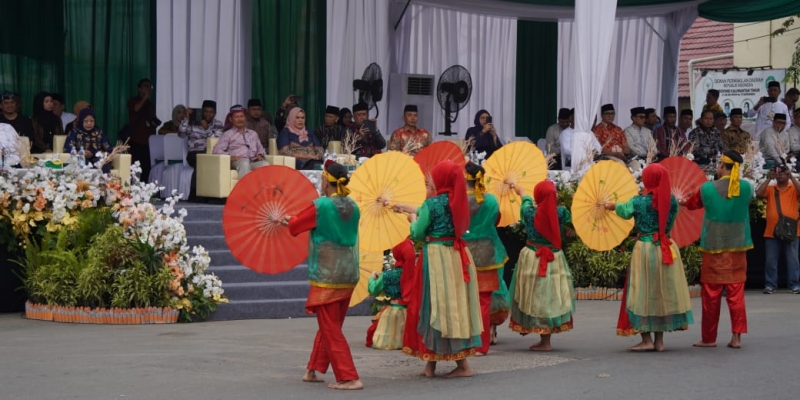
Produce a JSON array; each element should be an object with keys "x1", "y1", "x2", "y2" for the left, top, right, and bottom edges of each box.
[{"x1": 179, "y1": 202, "x2": 372, "y2": 320}]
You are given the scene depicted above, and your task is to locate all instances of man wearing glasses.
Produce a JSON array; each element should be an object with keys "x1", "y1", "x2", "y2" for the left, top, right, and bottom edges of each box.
[
  {"x1": 592, "y1": 103, "x2": 630, "y2": 162},
  {"x1": 212, "y1": 105, "x2": 269, "y2": 179},
  {"x1": 624, "y1": 107, "x2": 653, "y2": 159}
]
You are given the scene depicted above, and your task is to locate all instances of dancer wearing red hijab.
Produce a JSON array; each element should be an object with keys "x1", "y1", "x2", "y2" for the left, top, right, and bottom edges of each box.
[
  {"x1": 393, "y1": 160, "x2": 482, "y2": 378},
  {"x1": 508, "y1": 180, "x2": 575, "y2": 351},
  {"x1": 604, "y1": 163, "x2": 694, "y2": 352}
]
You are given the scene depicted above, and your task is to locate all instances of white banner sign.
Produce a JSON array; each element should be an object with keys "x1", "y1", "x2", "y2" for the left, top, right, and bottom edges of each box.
[{"x1": 693, "y1": 69, "x2": 786, "y2": 132}]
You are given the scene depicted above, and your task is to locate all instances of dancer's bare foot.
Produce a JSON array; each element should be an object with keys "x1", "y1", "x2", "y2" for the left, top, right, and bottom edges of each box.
[
  {"x1": 302, "y1": 370, "x2": 324, "y2": 383},
  {"x1": 628, "y1": 341, "x2": 655, "y2": 352},
  {"x1": 654, "y1": 333, "x2": 665, "y2": 352},
  {"x1": 727, "y1": 333, "x2": 742, "y2": 349},
  {"x1": 474, "y1": 351, "x2": 487, "y2": 357},
  {"x1": 420, "y1": 361, "x2": 436, "y2": 377},
  {"x1": 445, "y1": 363, "x2": 473, "y2": 378},
  {"x1": 529, "y1": 341, "x2": 553, "y2": 352},
  {"x1": 692, "y1": 341, "x2": 717, "y2": 348},
  {"x1": 327, "y1": 380, "x2": 364, "y2": 390}
]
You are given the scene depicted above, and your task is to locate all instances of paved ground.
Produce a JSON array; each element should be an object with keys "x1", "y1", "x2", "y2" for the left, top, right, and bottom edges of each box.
[{"x1": 2, "y1": 291, "x2": 800, "y2": 400}]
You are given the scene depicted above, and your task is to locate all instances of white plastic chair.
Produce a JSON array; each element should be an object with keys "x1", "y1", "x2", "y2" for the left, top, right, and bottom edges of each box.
[
  {"x1": 536, "y1": 138, "x2": 548, "y2": 155},
  {"x1": 148, "y1": 135, "x2": 166, "y2": 185},
  {"x1": 160, "y1": 134, "x2": 193, "y2": 200}
]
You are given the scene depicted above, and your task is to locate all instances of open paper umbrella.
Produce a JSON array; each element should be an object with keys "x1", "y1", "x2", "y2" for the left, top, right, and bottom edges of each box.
[
  {"x1": 349, "y1": 151, "x2": 426, "y2": 252},
  {"x1": 483, "y1": 141, "x2": 548, "y2": 226},
  {"x1": 350, "y1": 251, "x2": 385, "y2": 307},
  {"x1": 660, "y1": 156, "x2": 707, "y2": 247},
  {"x1": 571, "y1": 160, "x2": 639, "y2": 251},
  {"x1": 414, "y1": 141, "x2": 466, "y2": 190},
  {"x1": 222, "y1": 165, "x2": 318, "y2": 274}
]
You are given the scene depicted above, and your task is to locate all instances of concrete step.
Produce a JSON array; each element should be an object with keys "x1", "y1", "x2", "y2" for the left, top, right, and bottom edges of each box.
[
  {"x1": 207, "y1": 298, "x2": 373, "y2": 321},
  {"x1": 222, "y1": 281, "x2": 311, "y2": 300},
  {"x1": 180, "y1": 205, "x2": 224, "y2": 222},
  {"x1": 208, "y1": 264, "x2": 308, "y2": 283},
  {"x1": 207, "y1": 250, "x2": 239, "y2": 267},
  {"x1": 186, "y1": 235, "x2": 229, "y2": 251},
  {"x1": 181, "y1": 220, "x2": 223, "y2": 236}
]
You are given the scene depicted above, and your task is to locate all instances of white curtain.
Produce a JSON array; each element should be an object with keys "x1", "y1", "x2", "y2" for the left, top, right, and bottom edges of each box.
[
  {"x1": 559, "y1": 17, "x2": 667, "y2": 118},
  {"x1": 570, "y1": 0, "x2": 618, "y2": 173},
  {"x1": 155, "y1": 0, "x2": 251, "y2": 123},
  {"x1": 326, "y1": 0, "x2": 392, "y2": 137},
  {"x1": 392, "y1": 3, "x2": 517, "y2": 142},
  {"x1": 660, "y1": 7, "x2": 698, "y2": 108},
  {"x1": 407, "y1": 0, "x2": 704, "y2": 21}
]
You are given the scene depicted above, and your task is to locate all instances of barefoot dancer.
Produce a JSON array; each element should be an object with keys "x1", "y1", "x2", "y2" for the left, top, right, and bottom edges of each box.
[
  {"x1": 509, "y1": 180, "x2": 575, "y2": 351},
  {"x1": 365, "y1": 238, "x2": 416, "y2": 350},
  {"x1": 394, "y1": 160, "x2": 482, "y2": 378},
  {"x1": 682, "y1": 151, "x2": 752, "y2": 349},
  {"x1": 284, "y1": 162, "x2": 364, "y2": 390},
  {"x1": 464, "y1": 163, "x2": 508, "y2": 355},
  {"x1": 605, "y1": 164, "x2": 694, "y2": 352}
]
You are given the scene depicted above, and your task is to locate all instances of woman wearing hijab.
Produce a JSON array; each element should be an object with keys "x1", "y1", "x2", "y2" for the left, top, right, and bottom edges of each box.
[
  {"x1": 158, "y1": 104, "x2": 186, "y2": 134},
  {"x1": 604, "y1": 163, "x2": 694, "y2": 352},
  {"x1": 463, "y1": 162, "x2": 508, "y2": 355},
  {"x1": 393, "y1": 160, "x2": 482, "y2": 378},
  {"x1": 509, "y1": 180, "x2": 574, "y2": 351},
  {"x1": 30, "y1": 92, "x2": 64, "y2": 153},
  {"x1": 277, "y1": 107, "x2": 324, "y2": 170},
  {"x1": 283, "y1": 161, "x2": 363, "y2": 390},
  {"x1": 63, "y1": 108, "x2": 112, "y2": 172},
  {"x1": 338, "y1": 107, "x2": 353, "y2": 128},
  {"x1": 464, "y1": 110, "x2": 503, "y2": 158}
]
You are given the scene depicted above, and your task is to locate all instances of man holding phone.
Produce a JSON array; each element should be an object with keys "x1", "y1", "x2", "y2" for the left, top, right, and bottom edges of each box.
[{"x1": 748, "y1": 81, "x2": 790, "y2": 140}]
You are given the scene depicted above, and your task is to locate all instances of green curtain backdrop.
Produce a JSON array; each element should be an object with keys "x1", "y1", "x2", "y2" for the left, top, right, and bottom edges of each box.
[
  {"x1": 252, "y1": 0, "x2": 326, "y2": 131},
  {"x1": 64, "y1": 0, "x2": 154, "y2": 143},
  {"x1": 515, "y1": 20, "x2": 558, "y2": 142},
  {"x1": 0, "y1": 0, "x2": 65, "y2": 117}
]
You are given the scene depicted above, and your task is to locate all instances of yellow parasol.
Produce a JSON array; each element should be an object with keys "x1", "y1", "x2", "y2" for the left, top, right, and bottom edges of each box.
[
  {"x1": 348, "y1": 151, "x2": 426, "y2": 252},
  {"x1": 350, "y1": 251, "x2": 385, "y2": 307},
  {"x1": 571, "y1": 160, "x2": 638, "y2": 251},
  {"x1": 483, "y1": 141, "x2": 548, "y2": 226}
]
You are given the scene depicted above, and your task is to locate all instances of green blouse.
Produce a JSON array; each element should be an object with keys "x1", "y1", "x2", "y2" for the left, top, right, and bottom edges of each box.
[
  {"x1": 308, "y1": 196, "x2": 360, "y2": 288},
  {"x1": 368, "y1": 267, "x2": 403, "y2": 300},
  {"x1": 520, "y1": 195, "x2": 571, "y2": 248},
  {"x1": 464, "y1": 193, "x2": 508, "y2": 268},
  {"x1": 410, "y1": 194, "x2": 455, "y2": 242},
  {"x1": 614, "y1": 194, "x2": 678, "y2": 240}
]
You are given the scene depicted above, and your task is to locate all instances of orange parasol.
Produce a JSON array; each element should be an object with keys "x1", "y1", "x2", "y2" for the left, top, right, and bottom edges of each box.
[
  {"x1": 660, "y1": 156, "x2": 707, "y2": 247},
  {"x1": 571, "y1": 160, "x2": 638, "y2": 251},
  {"x1": 350, "y1": 251, "x2": 385, "y2": 307},
  {"x1": 414, "y1": 141, "x2": 466, "y2": 190},
  {"x1": 222, "y1": 166, "x2": 318, "y2": 274},
  {"x1": 348, "y1": 151, "x2": 426, "y2": 252},
  {"x1": 483, "y1": 141, "x2": 548, "y2": 226}
]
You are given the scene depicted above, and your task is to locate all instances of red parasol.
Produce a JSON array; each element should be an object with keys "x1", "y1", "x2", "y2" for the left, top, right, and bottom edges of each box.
[
  {"x1": 413, "y1": 141, "x2": 467, "y2": 189},
  {"x1": 222, "y1": 166, "x2": 319, "y2": 274},
  {"x1": 660, "y1": 156, "x2": 707, "y2": 247}
]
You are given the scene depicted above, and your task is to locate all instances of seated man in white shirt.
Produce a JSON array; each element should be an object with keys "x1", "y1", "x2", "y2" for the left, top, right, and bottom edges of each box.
[
  {"x1": 212, "y1": 105, "x2": 269, "y2": 179},
  {"x1": 623, "y1": 107, "x2": 653, "y2": 159},
  {"x1": 560, "y1": 109, "x2": 601, "y2": 170},
  {"x1": 0, "y1": 122, "x2": 21, "y2": 167},
  {"x1": 759, "y1": 113, "x2": 790, "y2": 165}
]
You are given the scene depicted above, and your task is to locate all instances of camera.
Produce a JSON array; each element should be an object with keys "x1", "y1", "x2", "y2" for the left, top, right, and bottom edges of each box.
[{"x1": 764, "y1": 96, "x2": 777, "y2": 103}]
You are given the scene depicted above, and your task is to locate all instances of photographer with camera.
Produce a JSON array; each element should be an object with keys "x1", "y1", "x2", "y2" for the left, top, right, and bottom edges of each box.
[
  {"x1": 465, "y1": 110, "x2": 502, "y2": 159},
  {"x1": 127, "y1": 78, "x2": 161, "y2": 182},
  {"x1": 748, "y1": 81, "x2": 790, "y2": 140},
  {"x1": 756, "y1": 163, "x2": 800, "y2": 295}
]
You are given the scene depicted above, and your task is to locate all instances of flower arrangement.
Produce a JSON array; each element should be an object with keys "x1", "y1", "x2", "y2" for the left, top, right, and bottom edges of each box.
[{"x1": 1, "y1": 161, "x2": 226, "y2": 322}]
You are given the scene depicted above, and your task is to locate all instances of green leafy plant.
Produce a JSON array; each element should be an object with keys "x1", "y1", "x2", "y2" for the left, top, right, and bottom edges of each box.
[{"x1": 680, "y1": 244, "x2": 703, "y2": 285}]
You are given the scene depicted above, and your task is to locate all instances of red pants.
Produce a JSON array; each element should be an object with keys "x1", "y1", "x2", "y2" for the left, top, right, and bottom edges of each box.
[
  {"x1": 365, "y1": 319, "x2": 378, "y2": 348},
  {"x1": 478, "y1": 292, "x2": 492, "y2": 354},
  {"x1": 307, "y1": 298, "x2": 359, "y2": 382},
  {"x1": 700, "y1": 282, "x2": 748, "y2": 343}
]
